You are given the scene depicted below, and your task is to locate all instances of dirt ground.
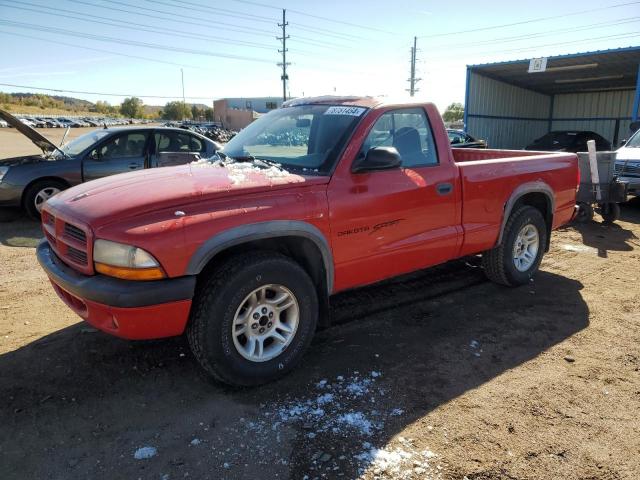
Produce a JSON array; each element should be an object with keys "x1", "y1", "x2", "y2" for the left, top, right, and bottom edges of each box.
[
  {"x1": 1, "y1": 131, "x2": 639, "y2": 479},
  {"x1": 0, "y1": 125, "x2": 159, "y2": 159}
]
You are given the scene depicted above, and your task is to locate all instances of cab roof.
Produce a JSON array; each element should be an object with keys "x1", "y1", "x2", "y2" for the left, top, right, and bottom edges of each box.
[{"x1": 282, "y1": 95, "x2": 431, "y2": 110}]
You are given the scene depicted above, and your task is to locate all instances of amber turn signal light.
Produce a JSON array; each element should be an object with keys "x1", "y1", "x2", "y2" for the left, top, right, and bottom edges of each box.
[{"x1": 94, "y1": 262, "x2": 166, "y2": 281}]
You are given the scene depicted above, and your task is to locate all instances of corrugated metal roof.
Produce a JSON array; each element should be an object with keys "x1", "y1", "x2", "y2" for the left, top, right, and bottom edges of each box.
[{"x1": 468, "y1": 45, "x2": 640, "y2": 95}]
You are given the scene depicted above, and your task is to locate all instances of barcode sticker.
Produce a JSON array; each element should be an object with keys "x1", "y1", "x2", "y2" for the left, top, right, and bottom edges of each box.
[{"x1": 324, "y1": 106, "x2": 366, "y2": 116}]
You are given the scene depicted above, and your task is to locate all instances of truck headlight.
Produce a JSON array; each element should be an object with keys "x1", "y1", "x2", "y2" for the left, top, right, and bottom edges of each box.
[
  {"x1": 93, "y1": 239, "x2": 165, "y2": 280},
  {"x1": 0, "y1": 166, "x2": 9, "y2": 182}
]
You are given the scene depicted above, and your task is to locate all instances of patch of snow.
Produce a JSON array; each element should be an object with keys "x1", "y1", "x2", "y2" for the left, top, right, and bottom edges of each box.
[
  {"x1": 190, "y1": 438, "x2": 201, "y2": 446},
  {"x1": 316, "y1": 393, "x2": 334, "y2": 405},
  {"x1": 316, "y1": 379, "x2": 328, "y2": 388},
  {"x1": 390, "y1": 408, "x2": 404, "y2": 416},
  {"x1": 335, "y1": 412, "x2": 375, "y2": 436},
  {"x1": 133, "y1": 446, "x2": 157, "y2": 460},
  {"x1": 371, "y1": 371, "x2": 381, "y2": 378}
]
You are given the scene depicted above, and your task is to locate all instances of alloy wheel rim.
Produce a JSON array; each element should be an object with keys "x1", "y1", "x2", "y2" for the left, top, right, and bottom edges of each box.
[
  {"x1": 232, "y1": 284, "x2": 299, "y2": 362},
  {"x1": 513, "y1": 223, "x2": 539, "y2": 272},
  {"x1": 34, "y1": 187, "x2": 61, "y2": 212}
]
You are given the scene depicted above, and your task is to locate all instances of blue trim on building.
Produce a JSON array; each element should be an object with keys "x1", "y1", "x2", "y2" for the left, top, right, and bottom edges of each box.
[
  {"x1": 467, "y1": 113, "x2": 633, "y2": 122},
  {"x1": 468, "y1": 45, "x2": 640, "y2": 69},
  {"x1": 633, "y1": 64, "x2": 640, "y2": 121},
  {"x1": 463, "y1": 66, "x2": 471, "y2": 131}
]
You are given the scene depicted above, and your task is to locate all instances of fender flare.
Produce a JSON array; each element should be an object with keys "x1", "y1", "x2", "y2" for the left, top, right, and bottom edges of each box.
[
  {"x1": 496, "y1": 181, "x2": 555, "y2": 246},
  {"x1": 185, "y1": 220, "x2": 334, "y2": 293}
]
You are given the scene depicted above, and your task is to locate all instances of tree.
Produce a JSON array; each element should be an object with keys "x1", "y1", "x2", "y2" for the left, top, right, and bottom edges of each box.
[
  {"x1": 162, "y1": 101, "x2": 191, "y2": 120},
  {"x1": 204, "y1": 107, "x2": 214, "y2": 121},
  {"x1": 191, "y1": 104, "x2": 203, "y2": 121},
  {"x1": 120, "y1": 97, "x2": 144, "y2": 118},
  {"x1": 442, "y1": 102, "x2": 464, "y2": 123}
]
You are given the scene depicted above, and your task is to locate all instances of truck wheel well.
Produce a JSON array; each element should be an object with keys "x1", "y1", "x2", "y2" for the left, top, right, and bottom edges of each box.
[
  {"x1": 197, "y1": 236, "x2": 331, "y2": 327},
  {"x1": 21, "y1": 177, "x2": 71, "y2": 207},
  {"x1": 512, "y1": 192, "x2": 552, "y2": 250}
]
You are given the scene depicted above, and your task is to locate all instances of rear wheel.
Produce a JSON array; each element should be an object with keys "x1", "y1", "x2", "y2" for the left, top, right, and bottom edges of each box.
[
  {"x1": 482, "y1": 206, "x2": 548, "y2": 286},
  {"x1": 187, "y1": 252, "x2": 318, "y2": 386},
  {"x1": 575, "y1": 202, "x2": 594, "y2": 223},
  {"x1": 24, "y1": 179, "x2": 67, "y2": 220},
  {"x1": 598, "y1": 202, "x2": 620, "y2": 224}
]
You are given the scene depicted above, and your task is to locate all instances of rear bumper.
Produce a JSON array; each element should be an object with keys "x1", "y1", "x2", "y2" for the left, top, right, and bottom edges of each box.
[{"x1": 37, "y1": 240, "x2": 195, "y2": 339}]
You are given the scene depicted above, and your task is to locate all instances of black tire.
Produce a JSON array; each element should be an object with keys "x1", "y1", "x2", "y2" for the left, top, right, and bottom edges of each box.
[
  {"x1": 187, "y1": 252, "x2": 318, "y2": 386},
  {"x1": 482, "y1": 206, "x2": 548, "y2": 287},
  {"x1": 23, "y1": 179, "x2": 67, "y2": 220},
  {"x1": 575, "y1": 202, "x2": 594, "y2": 223},
  {"x1": 598, "y1": 202, "x2": 620, "y2": 224}
]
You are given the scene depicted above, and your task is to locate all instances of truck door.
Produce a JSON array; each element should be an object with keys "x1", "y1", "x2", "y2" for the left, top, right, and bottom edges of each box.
[
  {"x1": 327, "y1": 107, "x2": 460, "y2": 291},
  {"x1": 151, "y1": 131, "x2": 206, "y2": 167},
  {"x1": 83, "y1": 131, "x2": 148, "y2": 181}
]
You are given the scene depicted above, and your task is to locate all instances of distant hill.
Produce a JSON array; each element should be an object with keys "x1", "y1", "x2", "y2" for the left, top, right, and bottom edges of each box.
[{"x1": 0, "y1": 91, "x2": 211, "y2": 120}]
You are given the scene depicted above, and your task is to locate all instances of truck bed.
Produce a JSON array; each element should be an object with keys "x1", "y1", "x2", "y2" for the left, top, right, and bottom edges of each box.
[{"x1": 452, "y1": 148, "x2": 578, "y2": 257}]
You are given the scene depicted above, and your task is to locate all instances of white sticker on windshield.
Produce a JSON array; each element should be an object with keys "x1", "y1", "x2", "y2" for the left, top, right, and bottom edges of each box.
[{"x1": 324, "y1": 106, "x2": 366, "y2": 116}]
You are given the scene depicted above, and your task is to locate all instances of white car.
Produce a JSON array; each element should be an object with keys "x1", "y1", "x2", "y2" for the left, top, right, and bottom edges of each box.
[{"x1": 615, "y1": 125, "x2": 640, "y2": 197}]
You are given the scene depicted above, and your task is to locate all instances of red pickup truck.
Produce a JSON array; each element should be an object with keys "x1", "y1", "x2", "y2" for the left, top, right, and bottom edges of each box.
[{"x1": 37, "y1": 96, "x2": 578, "y2": 386}]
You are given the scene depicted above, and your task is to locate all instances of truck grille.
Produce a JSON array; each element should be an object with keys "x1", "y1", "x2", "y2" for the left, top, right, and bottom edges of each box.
[{"x1": 41, "y1": 209, "x2": 93, "y2": 274}]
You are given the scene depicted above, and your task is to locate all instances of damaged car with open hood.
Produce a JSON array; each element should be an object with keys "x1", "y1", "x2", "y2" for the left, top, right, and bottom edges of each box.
[{"x1": 0, "y1": 109, "x2": 220, "y2": 219}]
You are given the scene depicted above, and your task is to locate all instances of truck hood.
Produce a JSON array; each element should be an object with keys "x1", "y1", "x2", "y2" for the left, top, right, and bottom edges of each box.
[
  {"x1": 0, "y1": 108, "x2": 58, "y2": 154},
  {"x1": 46, "y1": 162, "x2": 329, "y2": 226}
]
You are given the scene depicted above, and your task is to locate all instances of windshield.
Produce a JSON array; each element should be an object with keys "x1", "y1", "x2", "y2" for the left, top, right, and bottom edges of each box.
[
  {"x1": 532, "y1": 132, "x2": 578, "y2": 148},
  {"x1": 58, "y1": 130, "x2": 111, "y2": 157},
  {"x1": 625, "y1": 129, "x2": 640, "y2": 148},
  {"x1": 221, "y1": 104, "x2": 366, "y2": 173}
]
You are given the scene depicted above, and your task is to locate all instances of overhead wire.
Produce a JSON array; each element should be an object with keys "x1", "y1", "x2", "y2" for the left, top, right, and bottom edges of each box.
[
  {"x1": 0, "y1": 19, "x2": 275, "y2": 63},
  {"x1": 418, "y1": 0, "x2": 640, "y2": 38},
  {"x1": 0, "y1": 82, "x2": 215, "y2": 100}
]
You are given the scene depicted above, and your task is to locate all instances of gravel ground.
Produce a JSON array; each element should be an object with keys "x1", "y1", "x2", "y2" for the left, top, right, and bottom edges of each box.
[{"x1": 0, "y1": 131, "x2": 639, "y2": 479}]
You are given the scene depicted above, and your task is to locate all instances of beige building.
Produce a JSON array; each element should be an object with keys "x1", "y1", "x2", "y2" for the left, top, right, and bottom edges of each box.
[{"x1": 213, "y1": 97, "x2": 283, "y2": 131}]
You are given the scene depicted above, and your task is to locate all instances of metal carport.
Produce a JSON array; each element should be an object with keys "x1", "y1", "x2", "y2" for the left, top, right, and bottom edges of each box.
[{"x1": 464, "y1": 46, "x2": 640, "y2": 149}]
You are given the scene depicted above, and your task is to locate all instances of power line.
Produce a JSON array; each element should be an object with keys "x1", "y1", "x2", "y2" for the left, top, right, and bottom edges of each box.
[
  {"x1": 425, "y1": 31, "x2": 640, "y2": 61},
  {"x1": 90, "y1": 0, "x2": 346, "y2": 48},
  {"x1": 429, "y1": 16, "x2": 640, "y2": 50},
  {"x1": 0, "y1": 1, "x2": 282, "y2": 52},
  {"x1": 418, "y1": 0, "x2": 640, "y2": 38},
  {"x1": 164, "y1": 0, "x2": 368, "y2": 41},
  {"x1": 0, "y1": 19, "x2": 276, "y2": 63},
  {"x1": 0, "y1": 82, "x2": 214, "y2": 100},
  {"x1": 224, "y1": 0, "x2": 395, "y2": 34},
  {"x1": 0, "y1": 29, "x2": 207, "y2": 69}
]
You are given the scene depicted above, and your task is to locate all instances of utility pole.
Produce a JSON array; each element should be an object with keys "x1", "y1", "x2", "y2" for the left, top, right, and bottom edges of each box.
[
  {"x1": 407, "y1": 36, "x2": 421, "y2": 97},
  {"x1": 277, "y1": 9, "x2": 290, "y2": 102}
]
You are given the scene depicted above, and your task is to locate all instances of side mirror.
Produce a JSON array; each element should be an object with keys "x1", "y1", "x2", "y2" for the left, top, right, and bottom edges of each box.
[{"x1": 352, "y1": 146, "x2": 402, "y2": 173}]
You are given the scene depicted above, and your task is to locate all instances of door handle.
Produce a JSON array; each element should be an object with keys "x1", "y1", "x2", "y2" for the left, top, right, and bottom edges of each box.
[{"x1": 436, "y1": 182, "x2": 453, "y2": 195}]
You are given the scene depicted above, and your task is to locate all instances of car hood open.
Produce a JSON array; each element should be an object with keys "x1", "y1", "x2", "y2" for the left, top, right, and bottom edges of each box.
[
  {"x1": 0, "y1": 108, "x2": 58, "y2": 154},
  {"x1": 46, "y1": 161, "x2": 330, "y2": 226}
]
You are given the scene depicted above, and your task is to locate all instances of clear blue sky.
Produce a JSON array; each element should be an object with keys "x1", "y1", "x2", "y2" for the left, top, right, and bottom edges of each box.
[{"x1": 0, "y1": 0, "x2": 638, "y2": 111}]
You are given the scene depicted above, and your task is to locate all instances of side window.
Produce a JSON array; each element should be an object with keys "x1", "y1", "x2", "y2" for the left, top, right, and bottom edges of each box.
[
  {"x1": 98, "y1": 132, "x2": 147, "y2": 159},
  {"x1": 188, "y1": 134, "x2": 206, "y2": 153},
  {"x1": 360, "y1": 108, "x2": 438, "y2": 168},
  {"x1": 155, "y1": 132, "x2": 205, "y2": 153}
]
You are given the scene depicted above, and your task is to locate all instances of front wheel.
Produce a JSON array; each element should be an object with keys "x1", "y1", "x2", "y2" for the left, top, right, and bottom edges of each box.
[
  {"x1": 24, "y1": 179, "x2": 67, "y2": 220},
  {"x1": 482, "y1": 206, "x2": 548, "y2": 286},
  {"x1": 187, "y1": 252, "x2": 318, "y2": 386}
]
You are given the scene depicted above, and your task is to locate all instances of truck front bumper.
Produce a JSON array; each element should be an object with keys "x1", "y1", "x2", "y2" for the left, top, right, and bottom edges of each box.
[{"x1": 37, "y1": 240, "x2": 196, "y2": 339}]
